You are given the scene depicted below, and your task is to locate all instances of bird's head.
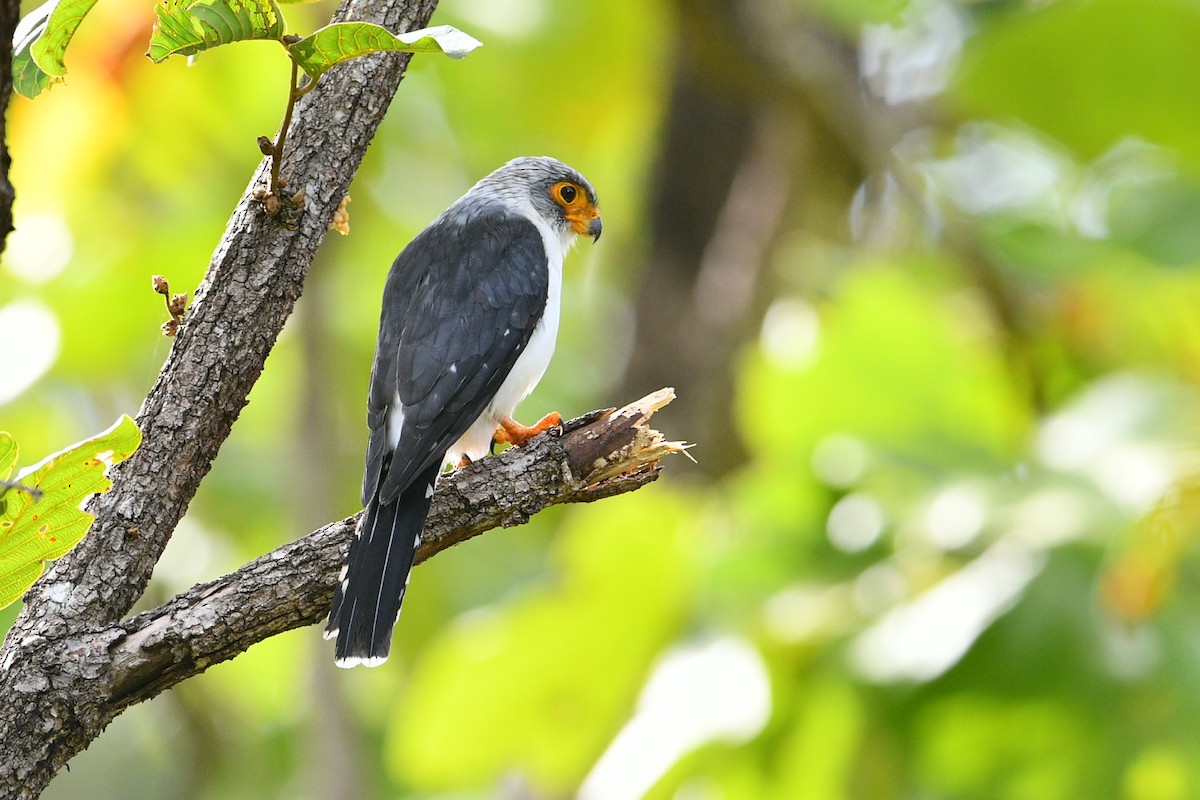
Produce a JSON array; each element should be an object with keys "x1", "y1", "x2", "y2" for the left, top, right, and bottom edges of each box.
[{"x1": 486, "y1": 156, "x2": 602, "y2": 243}]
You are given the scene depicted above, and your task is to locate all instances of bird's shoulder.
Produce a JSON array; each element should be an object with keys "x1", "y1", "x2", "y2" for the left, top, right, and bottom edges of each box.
[{"x1": 395, "y1": 201, "x2": 545, "y2": 272}]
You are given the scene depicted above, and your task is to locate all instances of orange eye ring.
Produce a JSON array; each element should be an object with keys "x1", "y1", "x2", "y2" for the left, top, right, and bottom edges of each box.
[{"x1": 553, "y1": 181, "x2": 582, "y2": 206}]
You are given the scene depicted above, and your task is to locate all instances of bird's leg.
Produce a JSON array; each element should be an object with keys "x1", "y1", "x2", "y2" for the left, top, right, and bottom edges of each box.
[
  {"x1": 457, "y1": 454, "x2": 473, "y2": 469},
  {"x1": 493, "y1": 412, "x2": 563, "y2": 448}
]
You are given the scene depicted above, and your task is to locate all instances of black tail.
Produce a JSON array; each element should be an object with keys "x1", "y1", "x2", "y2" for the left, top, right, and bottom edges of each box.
[{"x1": 325, "y1": 462, "x2": 440, "y2": 668}]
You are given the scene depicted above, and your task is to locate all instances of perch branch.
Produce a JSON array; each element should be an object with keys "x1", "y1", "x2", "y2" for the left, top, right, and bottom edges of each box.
[{"x1": 108, "y1": 389, "x2": 685, "y2": 707}]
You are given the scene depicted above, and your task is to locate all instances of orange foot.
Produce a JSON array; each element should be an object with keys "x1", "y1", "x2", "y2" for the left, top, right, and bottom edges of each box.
[{"x1": 493, "y1": 412, "x2": 563, "y2": 448}]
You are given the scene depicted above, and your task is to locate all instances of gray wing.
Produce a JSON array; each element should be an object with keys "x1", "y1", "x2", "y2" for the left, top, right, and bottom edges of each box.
[{"x1": 362, "y1": 210, "x2": 549, "y2": 505}]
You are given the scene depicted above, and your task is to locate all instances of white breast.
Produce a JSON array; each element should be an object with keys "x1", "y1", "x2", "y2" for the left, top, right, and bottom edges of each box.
[{"x1": 443, "y1": 209, "x2": 573, "y2": 466}]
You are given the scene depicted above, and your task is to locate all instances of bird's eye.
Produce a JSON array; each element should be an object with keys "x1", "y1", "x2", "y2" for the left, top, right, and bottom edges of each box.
[{"x1": 558, "y1": 184, "x2": 578, "y2": 204}]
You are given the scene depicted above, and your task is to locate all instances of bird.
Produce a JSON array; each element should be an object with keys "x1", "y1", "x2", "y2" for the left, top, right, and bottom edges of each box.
[{"x1": 325, "y1": 156, "x2": 602, "y2": 668}]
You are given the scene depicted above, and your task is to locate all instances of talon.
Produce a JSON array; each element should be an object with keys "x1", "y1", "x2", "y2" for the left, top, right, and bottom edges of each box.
[
  {"x1": 494, "y1": 412, "x2": 562, "y2": 448},
  {"x1": 457, "y1": 455, "x2": 472, "y2": 469}
]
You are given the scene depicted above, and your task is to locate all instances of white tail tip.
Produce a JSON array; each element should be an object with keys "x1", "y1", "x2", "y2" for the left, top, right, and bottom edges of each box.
[{"x1": 334, "y1": 654, "x2": 389, "y2": 669}]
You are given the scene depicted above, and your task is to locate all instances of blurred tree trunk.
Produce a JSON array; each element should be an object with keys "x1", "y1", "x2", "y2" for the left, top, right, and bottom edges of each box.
[
  {"x1": 622, "y1": 0, "x2": 867, "y2": 477},
  {"x1": 296, "y1": 256, "x2": 367, "y2": 800}
]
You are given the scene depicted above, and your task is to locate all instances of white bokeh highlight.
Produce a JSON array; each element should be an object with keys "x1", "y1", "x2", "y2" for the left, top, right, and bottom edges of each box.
[
  {"x1": 0, "y1": 300, "x2": 60, "y2": 404},
  {"x1": 580, "y1": 639, "x2": 771, "y2": 800}
]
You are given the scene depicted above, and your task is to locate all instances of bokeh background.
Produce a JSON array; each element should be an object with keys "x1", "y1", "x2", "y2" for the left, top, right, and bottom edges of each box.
[{"x1": 5, "y1": 0, "x2": 1200, "y2": 797}]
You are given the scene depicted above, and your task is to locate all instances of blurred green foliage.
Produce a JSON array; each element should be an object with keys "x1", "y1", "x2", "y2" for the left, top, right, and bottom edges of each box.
[{"x1": 5, "y1": 0, "x2": 1200, "y2": 798}]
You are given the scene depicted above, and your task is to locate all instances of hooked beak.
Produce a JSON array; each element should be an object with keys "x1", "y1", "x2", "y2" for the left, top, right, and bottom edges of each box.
[{"x1": 567, "y1": 205, "x2": 603, "y2": 242}]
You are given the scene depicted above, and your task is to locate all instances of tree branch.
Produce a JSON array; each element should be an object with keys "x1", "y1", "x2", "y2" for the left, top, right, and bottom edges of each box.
[{"x1": 109, "y1": 389, "x2": 684, "y2": 709}]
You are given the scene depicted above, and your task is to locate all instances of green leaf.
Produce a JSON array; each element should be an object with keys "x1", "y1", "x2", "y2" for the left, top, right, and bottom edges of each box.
[
  {"x1": 30, "y1": 0, "x2": 101, "y2": 77},
  {"x1": 1107, "y1": 178, "x2": 1200, "y2": 267},
  {"x1": 12, "y1": 0, "x2": 103, "y2": 99},
  {"x1": 955, "y1": 0, "x2": 1200, "y2": 172},
  {"x1": 0, "y1": 434, "x2": 18, "y2": 519},
  {"x1": 13, "y1": 1, "x2": 54, "y2": 98},
  {"x1": 737, "y1": 265, "x2": 1030, "y2": 466},
  {"x1": 0, "y1": 416, "x2": 141, "y2": 609},
  {"x1": 288, "y1": 23, "x2": 482, "y2": 86},
  {"x1": 146, "y1": 0, "x2": 286, "y2": 63},
  {"x1": 0, "y1": 433, "x2": 16, "y2": 480}
]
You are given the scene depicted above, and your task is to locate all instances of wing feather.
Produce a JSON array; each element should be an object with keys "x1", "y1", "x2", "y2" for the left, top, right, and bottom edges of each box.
[{"x1": 361, "y1": 209, "x2": 549, "y2": 505}]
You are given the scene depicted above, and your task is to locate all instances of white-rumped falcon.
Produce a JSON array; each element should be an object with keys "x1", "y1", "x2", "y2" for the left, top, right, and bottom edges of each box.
[{"x1": 325, "y1": 157, "x2": 602, "y2": 668}]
